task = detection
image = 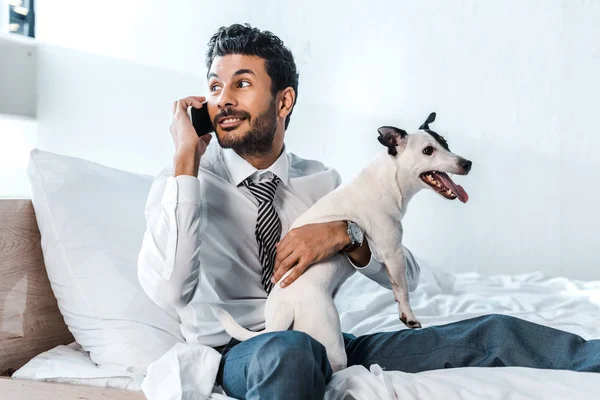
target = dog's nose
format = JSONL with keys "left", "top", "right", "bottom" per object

{"left": 460, "top": 159, "right": 472, "bottom": 173}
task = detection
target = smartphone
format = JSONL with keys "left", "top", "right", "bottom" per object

{"left": 188, "top": 103, "right": 214, "bottom": 136}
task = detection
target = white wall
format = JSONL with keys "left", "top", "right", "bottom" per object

{"left": 1, "top": 0, "right": 599, "bottom": 279}
{"left": 0, "top": 115, "right": 36, "bottom": 197}
{"left": 34, "top": 44, "right": 202, "bottom": 175}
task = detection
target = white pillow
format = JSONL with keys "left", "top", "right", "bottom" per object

{"left": 26, "top": 149, "right": 184, "bottom": 373}
{"left": 12, "top": 342, "right": 142, "bottom": 391}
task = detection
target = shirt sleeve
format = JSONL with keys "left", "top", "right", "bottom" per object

{"left": 346, "top": 244, "right": 420, "bottom": 292}
{"left": 137, "top": 167, "right": 207, "bottom": 309}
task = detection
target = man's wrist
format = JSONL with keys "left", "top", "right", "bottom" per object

{"left": 347, "top": 241, "right": 371, "bottom": 267}
{"left": 334, "top": 220, "right": 370, "bottom": 266}
{"left": 331, "top": 220, "right": 352, "bottom": 253}
{"left": 174, "top": 145, "right": 200, "bottom": 177}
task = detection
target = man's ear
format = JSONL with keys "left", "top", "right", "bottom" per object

{"left": 377, "top": 126, "right": 407, "bottom": 156}
{"left": 278, "top": 87, "right": 296, "bottom": 119}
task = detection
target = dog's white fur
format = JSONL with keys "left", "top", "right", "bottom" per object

{"left": 213, "top": 122, "right": 471, "bottom": 372}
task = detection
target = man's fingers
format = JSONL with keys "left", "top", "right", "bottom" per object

{"left": 275, "top": 237, "right": 292, "bottom": 260}
{"left": 275, "top": 242, "right": 294, "bottom": 268}
{"left": 190, "top": 99, "right": 204, "bottom": 109}
{"left": 186, "top": 96, "right": 206, "bottom": 105}
{"left": 280, "top": 262, "right": 307, "bottom": 288}
{"left": 176, "top": 96, "right": 207, "bottom": 113}
{"left": 273, "top": 252, "right": 298, "bottom": 283}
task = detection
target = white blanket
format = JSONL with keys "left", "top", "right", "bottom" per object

{"left": 14, "top": 263, "right": 600, "bottom": 399}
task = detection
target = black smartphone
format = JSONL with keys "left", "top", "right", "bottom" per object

{"left": 188, "top": 104, "right": 214, "bottom": 136}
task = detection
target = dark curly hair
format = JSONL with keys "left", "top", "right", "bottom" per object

{"left": 206, "top": 23, "right": 299, "bottom": 130}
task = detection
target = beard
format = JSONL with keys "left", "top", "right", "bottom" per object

{"left": 215, "top": 99, "right": 278, "bottom": 158}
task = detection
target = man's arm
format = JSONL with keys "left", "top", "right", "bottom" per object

{"left": 137, "top": 96, "right": 212, "bottom": 309}
{"left": 272, "top": 219, "right": 420, "bottom": 291}
{"left": 137, "top": 168, "right": 206, "bottom": 308}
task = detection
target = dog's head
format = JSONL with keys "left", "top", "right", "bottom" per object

{"left": 377, "top": 112, "right": 472, "bottom": 203}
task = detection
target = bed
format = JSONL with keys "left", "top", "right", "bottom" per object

{"left": 2, "top": 163, "right": 600, "bottom": 399}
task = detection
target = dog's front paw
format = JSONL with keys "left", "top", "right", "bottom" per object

{"left": 400, "top": 313, "right": 422, "bottom": 329}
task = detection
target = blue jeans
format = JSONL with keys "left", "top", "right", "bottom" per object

{"left": 215, "top": 314, "right": 600, "bottom": 400}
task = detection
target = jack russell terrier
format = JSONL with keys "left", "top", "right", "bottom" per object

{"left": 212, "top": 112, "right": 472, "bottom": 372}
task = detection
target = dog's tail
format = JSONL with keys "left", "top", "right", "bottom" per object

{"left": 210, "top": 306, "right": 262, "bottom": 341}
{"left": 210, "top": 303, "right": 295, "bottom": 342}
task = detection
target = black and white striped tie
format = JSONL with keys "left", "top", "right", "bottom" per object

{"left": 241, "top": 176, "right": 282, "bottom": 294}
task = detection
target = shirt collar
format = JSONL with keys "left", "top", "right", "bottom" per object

{"left": 222, "top": 146, "right": 289, "bottom": 187}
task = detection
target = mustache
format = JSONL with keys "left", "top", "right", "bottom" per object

{"left": 214, "top": 108, "right": 251, "bottom": 125}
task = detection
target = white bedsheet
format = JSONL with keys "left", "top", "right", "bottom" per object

{"left": 14, "top": 262, "right": 600, "bottom": 399}
{"left": 337, "top": 263, "right": 600, "bottom": 339}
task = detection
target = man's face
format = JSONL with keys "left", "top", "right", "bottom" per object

{"left": 207, "top": 54, "right": 279, "bottom": 157}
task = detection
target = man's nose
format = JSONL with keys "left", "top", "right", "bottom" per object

{"left": 217, "top": 86, "right": 238, "bottom": 109}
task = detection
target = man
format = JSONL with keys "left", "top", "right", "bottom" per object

{"left": 138, "top": 23, "right": 599, "bottom": 400}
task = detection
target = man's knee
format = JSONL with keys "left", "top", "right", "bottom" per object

{"left": 249, "top": 331, "right": 332, "bottom": 379}
{"left": 253, "top": 331, "right": 328, "bottom": 362}
{"left": 472, "top": 314, "right": 520, "bottom": 338}
{"left": 481, "top": 314, "right": 514, "bottom": 325}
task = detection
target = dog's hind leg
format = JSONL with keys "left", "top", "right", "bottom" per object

{"left": 320, "top": 331, "right": 347, "bottom": 373}
{"left": 264, "top": 300, "right": 295, "bottom": 331}
{"left": 382, "top": 247, "right": 422, "bottom": 329}
{"left": 298, "top": 300, "right": 347, "bottom": 372}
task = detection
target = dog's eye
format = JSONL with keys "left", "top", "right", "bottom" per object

{"left": 423, "top": 146, "right": 435, "bottom": 156}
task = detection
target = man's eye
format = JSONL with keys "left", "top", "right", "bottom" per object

{"left": 238, "top": 81, "right": 250, "bottom": 88}
{"left": 210, "top": 84, "right": 221, "bottom": 92}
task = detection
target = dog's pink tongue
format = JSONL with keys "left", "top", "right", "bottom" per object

{"left": 454, "top": 184, "right": 469, "bottom": 203}
{"left": 437, "top": 173, "right": 469, "bottom": 203}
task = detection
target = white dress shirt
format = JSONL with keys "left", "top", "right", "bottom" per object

{"left": 137, "top": 141, "right": 420, "bottom": 347}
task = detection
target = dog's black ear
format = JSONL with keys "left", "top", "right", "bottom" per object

{"left": 419, "top": 112, "right": 436, "bottom": 130}
{"left": 377, "top": 126, "right": 407, "bottom": 156}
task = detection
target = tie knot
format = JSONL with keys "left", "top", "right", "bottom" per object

{"left": 242, "top": 176, "right": 281, "bottom": 203}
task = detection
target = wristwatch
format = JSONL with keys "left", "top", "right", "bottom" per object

{"left": 339, "top": 220, "right": 364, "bottom": 254}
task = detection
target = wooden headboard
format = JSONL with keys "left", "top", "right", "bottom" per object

{"left": 0, "top": 199, "right": 74, "bottom": 375}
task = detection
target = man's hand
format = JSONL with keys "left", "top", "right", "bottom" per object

{"left": 170, "top": 96, "right": 212, "bottom": 177}
{"left": 273, "top": 221, "right": 350, "bottom": 288}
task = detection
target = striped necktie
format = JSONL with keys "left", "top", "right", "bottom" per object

{"left": 241, "top": 176, "right": 282, "bottom": 294}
